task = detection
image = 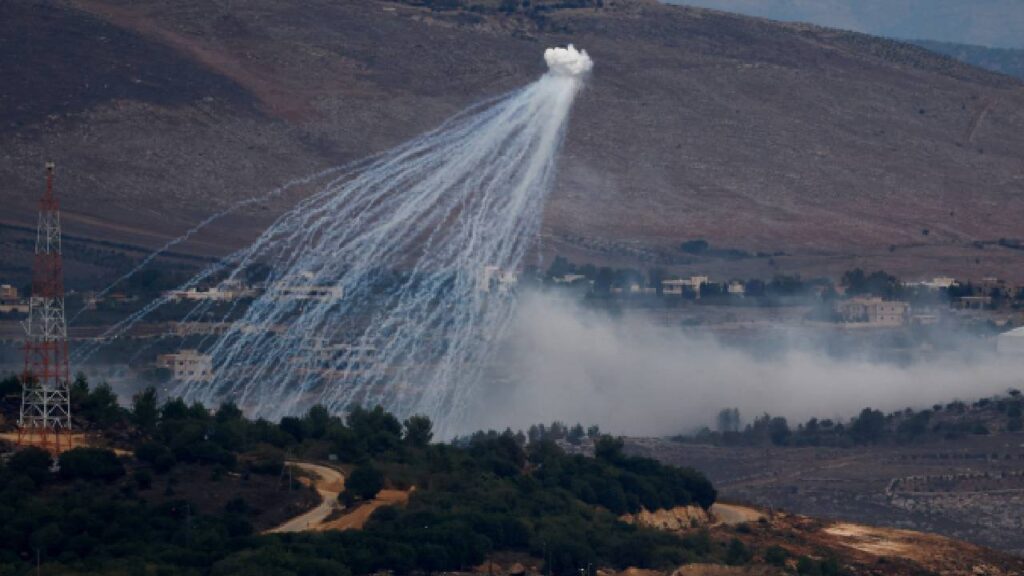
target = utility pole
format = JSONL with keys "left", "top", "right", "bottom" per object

{"left": 19, "top": 162, "right": 71, "bottom": 452}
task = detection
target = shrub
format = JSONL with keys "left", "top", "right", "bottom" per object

{"left": 246, "top": 445, "right": 285, "bottom": 475}
{"left": 58, "top": 448, "right": 125, "bottom": 482}
{"left": 764, "top": 544, "right": 789, "bottom": 566}
{"left": 134, "top": 469, "right": 153, "bottom": 490}
{"left": 797, "top": 556, "right": 821, "bottom": 575}
{"left": 680, "top": 239, "right": 709, "bottom": 254}
{"left": 136, "top": 441, "right": 176, "bottom": 473}
{"left": 8, "top": 446, "right": 52, "bottom": 485}
{"left": 725, "top": 538, "right": 752, "bottom": 565}
{"left": 346, "top": 464, "right": 384, "bottom": 500}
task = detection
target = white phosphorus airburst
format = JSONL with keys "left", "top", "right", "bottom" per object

{"left": 76, "top": 47, "right": 591, "bottom": 437}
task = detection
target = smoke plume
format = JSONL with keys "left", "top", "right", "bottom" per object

{"left": 467, "top": 293, "right": 1023, "bottom": 437}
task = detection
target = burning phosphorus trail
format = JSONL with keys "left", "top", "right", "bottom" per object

{"left": 83, "top": 46, "right": 592, "bottom": 437}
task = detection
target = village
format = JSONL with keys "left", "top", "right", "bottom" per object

{"left": 2, "top": 258, "right": 1024, "bottom": 395}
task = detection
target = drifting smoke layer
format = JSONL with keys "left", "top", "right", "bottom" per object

{"left": 472, "top": 293, "right": 1024, "bottom": 437}
{"left": 78, "top": 47, "right": 591, "bottom": 436}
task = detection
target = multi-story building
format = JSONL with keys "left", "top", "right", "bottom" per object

{"left": 164, "top": 279, "right": 255, "bottom": 302}
{"left": 156, "top": 350, "right": 214, "bottom": 382}
{"left": 0, "top": 284, "right": 28, "bottom": 314}
{"left": 273, "top": 272, "right": 344, "bottom": 301}
{"left": 662, "top": 276, "right": 709, "bottom": 297}
{"left": 478, "top": 266, "right": 518, "bottom": 294}
{"left": 836, "top": 297, "right": 909, "bottom": 326}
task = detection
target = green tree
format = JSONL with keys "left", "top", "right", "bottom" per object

{"left": 59, "top": 448, "right": 125, "bottom": 482}
{"left": 80, "top": 382, "right": 126, "bottom": 427}
{"left": 403, "top": 414, "right": 433, "bottom": 447}
{"left": 594, "top": 435, "right": 624, "bottom": 462}
{"left": 764, "top": 545, "right": 789, "bottom": 566}
{"left": 768, "top": 417, "right": 791, "bottom": 446}
{"left": 279, "top": 416, "right": 306, "bottom": 442}
{"left": 304, "top": 405, "right": 331, "bottom": 439}
{"left": 346, "top": 464, "right": 384, "bottom": 501}
{"left": 0, "top": 373, "right": 21, "bottom": 397}
{"left": 216, "top": 402, "right": 244, "bottom": 422}
{"left": 850, "top": 408, "right": 887, "bottom": 444}
{"left": 8, "top": 446, "right": 52, "bottom": 485}
{"left": 725, "top": 538, "right": 752, "bottom": 565}
{"left": 132, "top": 387, "right": 159, "bottom": 435}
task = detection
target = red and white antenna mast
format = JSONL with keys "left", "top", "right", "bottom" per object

{"left": 18, "top": 161, "right": 72, "bottom": 451}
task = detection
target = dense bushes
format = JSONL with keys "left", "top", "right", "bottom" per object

{"left": 529, "top": 436, "right": 716, "bottom": 513}
{"left": 0, "top": 376, "right": 720, "bottom": 575}
{"left": 685, "top": 394, "right": 1023, "bottom": 448}
{"left": 57, "top": 448, "right": 124, "bottom": 482}
{"left": 346, "top": 464, "right": 384, "bottom": 500}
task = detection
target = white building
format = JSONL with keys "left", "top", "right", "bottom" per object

{"left": 662, "top": 276, "right": 709, "bottom": 297}
{"left": 553, "top": 273, "right": 588, "bottom": 285}
{"left": 836, "top": 297, "right": 909, "bottom": 326}
{"left": 156, "top": 350, "right": 214, "bottom": 382}
{"left": 165, "top": 279, "right": 255, "bottom": 302}
{"left": 611, "top": 283, "right": 645, "bottom": 295}
{"left": 298, "top": 340, "right": 378, "bottom": 378}
{"left": 0, "top": 284, "right": 28, "bottom": 314}
{"left": 273, "top": 271, "right": 344, "bottom": 301}
{"left": 905, "top": 277, "right": 958, "bottom": 291}
{"left": 997, "top": 327, "right": 1024, "bottom": 355}
{"left": 478, "top": 266, "right": 518, "bottom": 294}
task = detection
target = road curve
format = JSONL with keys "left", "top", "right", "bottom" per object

{"left": 264, "top": 461, "right": 345, "bottom": 534}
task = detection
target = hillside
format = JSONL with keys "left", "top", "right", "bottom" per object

{"left": 2, "top": 0, "right": 1024, "bottom": 286}
{"left": 912, "top": 40, "right": 1024, "bottom": 81}
{"left": 2, "top": 375, "right": 1022, "bottom": 575}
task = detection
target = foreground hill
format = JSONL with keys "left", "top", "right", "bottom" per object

{"left": 2, "top": 375, "right": 1021, "bottom": 575}
{"left": 2, "top": 0, "right": 1024, "bottom": 286}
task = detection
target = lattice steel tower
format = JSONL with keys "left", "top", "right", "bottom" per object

{"left": 19, "top": 161, "right": 71, "bottom": 450}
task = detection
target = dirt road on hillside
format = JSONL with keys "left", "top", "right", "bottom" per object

{"left": 265, "top": 462, "right": 345, "bottom": 534}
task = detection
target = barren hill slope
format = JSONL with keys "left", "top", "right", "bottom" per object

{"left": 2, "top": 0, "right": 1023, "bottom": 285}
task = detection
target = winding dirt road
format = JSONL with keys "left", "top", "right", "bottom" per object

{"left": 265, "top": 462, "right": 345, "bottom": 534}
{"left": 264, "top": 461, "right": 412, "bottom": 534}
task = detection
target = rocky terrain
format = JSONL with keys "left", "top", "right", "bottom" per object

{"left": 2, "top": 0, "right": 1024, "bottom": 287}
{"left": 632, "top": 431, "right": 1024, "bottom": 556}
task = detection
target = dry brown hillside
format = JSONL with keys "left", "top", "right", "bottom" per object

{"left": 2, "top": 0, "right": 1023, "bottom": 285}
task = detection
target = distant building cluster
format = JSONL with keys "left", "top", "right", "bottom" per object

{"left": 297, "top": 339, "right": 379, "bottom": 378}
{"left": 662, "top": 276, "right": 709, "bottom": 297}
{"left": 0, "top": 284, "right": 29, "bottom": 314}
{"left": 836, "top": 297, "right": 910, "bottom": 326}
{"left": 156, "top": 349, "right": 214, "bottom": 382}
{"left": 478, "top": 266, "right": 518, "bottom": 295}
{"left": 271, "top": 272, "right": 344, "bottom": 302}
{"left": 164, "top": 279, "right": 256, "bottom": 302}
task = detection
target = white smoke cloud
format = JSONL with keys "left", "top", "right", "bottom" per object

{"left": 468, "top": 293, "right": 1024, "bottom": 437}
{"left": 544, "top": 44, "right": 594, "bottom": 77}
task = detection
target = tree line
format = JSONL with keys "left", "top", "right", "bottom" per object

{"left": 683, "top": 391, "right": 1023, "bottom": 448}
{"left": 0, "top": 375, "right": 723, "bottom": 576}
